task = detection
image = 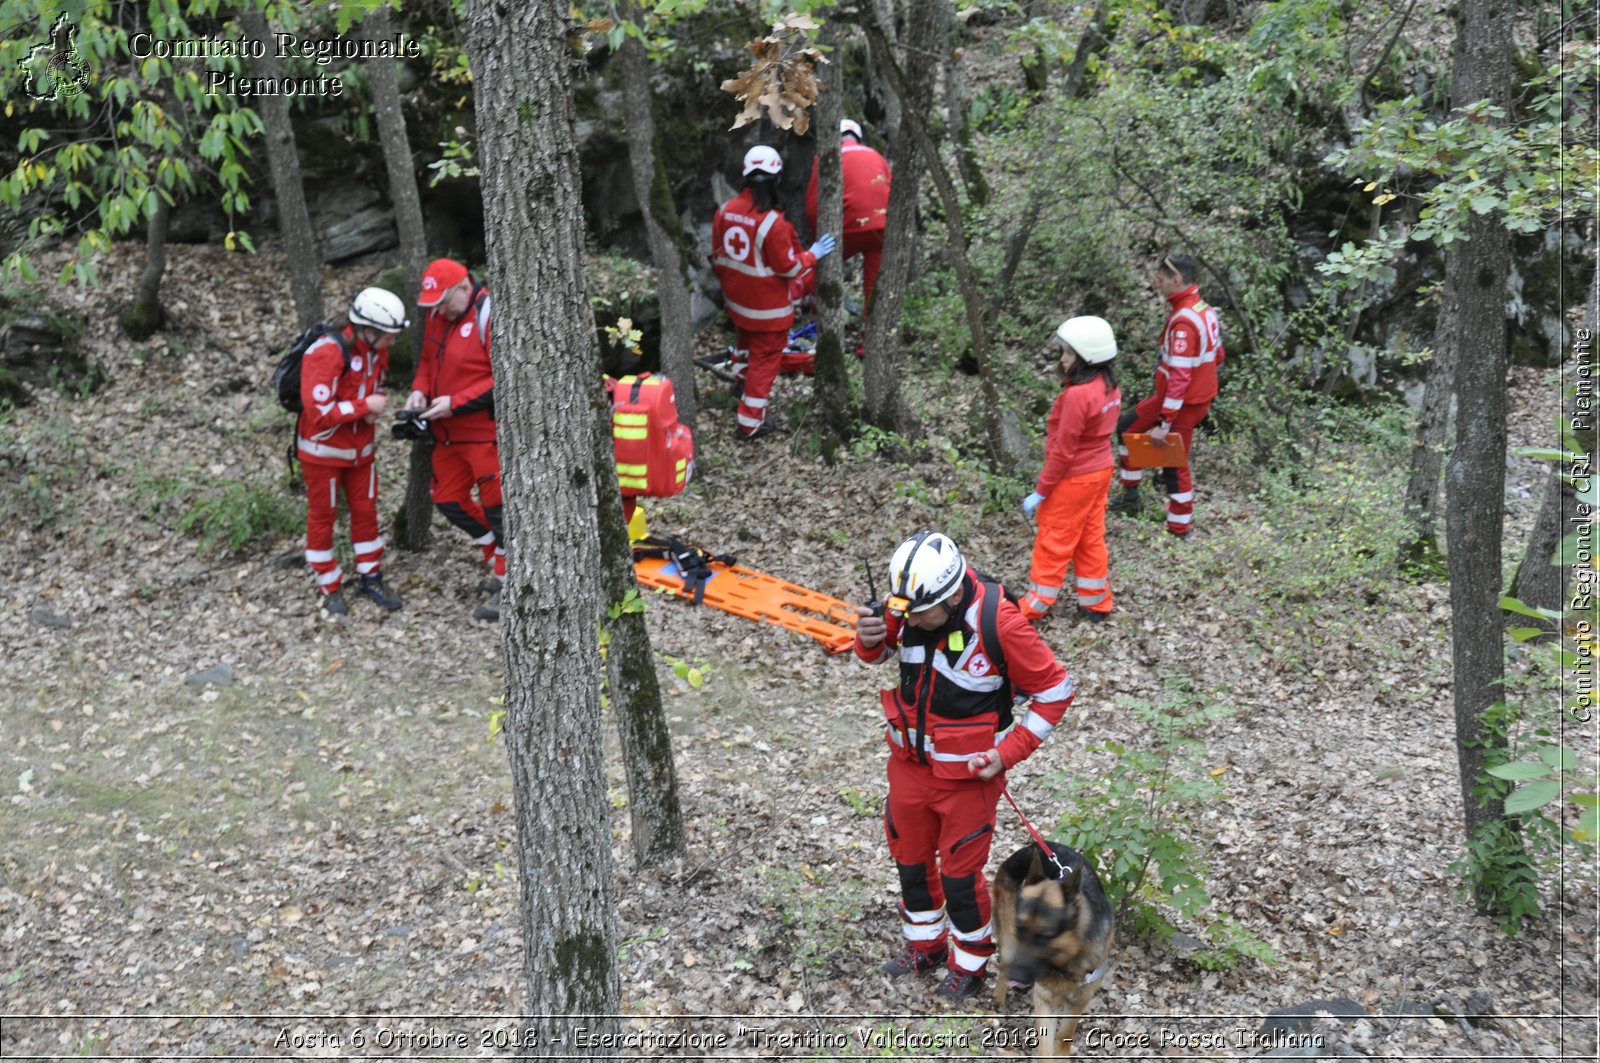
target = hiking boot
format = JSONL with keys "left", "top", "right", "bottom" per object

{"left": 1107, "top": 487, "right": 1143, "bottom": 514}
{"left": 1076, "top": 606, "right": 1111, "bottom": 624}
{"left": 473, "top": 586, "right": 501, "bottom": 622}
{"left": 320, "top": 590, "right": 348, "bottom": 616}
{"left": 358, "top": 575, "right": 403, "bottom": 611}
{"left": 934, "top": 968, "right": 985, "bottom": 1001}
{"left": 882, "top": 944, "right": 945, "bottom": 977}
{"left": 733, "top": 422, "right": 782, "bottom": 443}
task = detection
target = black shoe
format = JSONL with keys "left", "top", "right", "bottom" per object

{"left": 1076, "top": 606, "right": 1111, "bottom": 624}
{"left": 733, "top": 422, "right": 782, "bottom": 443}
{"left": 320, "top": 590, "right": 348, "bottom": 616}
{"left": 882, "top": 945, "right": 945, "bottom": 977}
{"left": 1107, "top": 487, "right": 1143, "bottom": 514}
{"left": 358, "top": 575, "right": 403, "bottom": 611}
{"left": 934, "top": 968, "right": 985, "bottom": 1001}
{"left": 476, "top": 576, "right": 502, "bottom": 595}
{"left": 473, "top": 587, "right": 501, "bottom": 622}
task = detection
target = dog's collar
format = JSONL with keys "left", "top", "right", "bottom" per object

{"left": 1082, "top": 959, "right": 1110, "bottom": 986}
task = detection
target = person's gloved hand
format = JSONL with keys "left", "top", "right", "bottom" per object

{"left": 809, "top": 233, "right": 837, "bottom": 260}
{"left": 1022, "top": 491, "right": 1046, "bottom": 518}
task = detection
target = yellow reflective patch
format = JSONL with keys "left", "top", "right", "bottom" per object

{"left": 615, "top": 463, "right": 648, "bottom": 475}
{"left": 614, "top": 412, "right": 649, "bottom": 426}
{"left": 613, "top": 428, "right": 648, "bottom": 440}
{"left": 948, "top": 631, "right": 965, "bottom": 652}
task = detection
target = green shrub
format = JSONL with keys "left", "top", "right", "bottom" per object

{"left": 178, "top": 480, "right": 301, "bottom": 556}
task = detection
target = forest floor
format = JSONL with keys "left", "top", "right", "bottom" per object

{"left": 1, "top": 245, "right": 1594, "bottom": 1060}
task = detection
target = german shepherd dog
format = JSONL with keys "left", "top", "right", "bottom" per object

{"left": 992, "top": 841, "right": 1115, "bottom": 1059}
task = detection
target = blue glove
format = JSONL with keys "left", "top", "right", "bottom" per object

{"left": 1022, "top": 491, "right": 1046, "bottom": 518}
{"left": 809, "top": 233, "right": 837, "bottom": 260}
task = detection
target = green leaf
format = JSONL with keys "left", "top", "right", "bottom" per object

{"left": 686, "top": 667, "right": 703, "bottom": 689}
{"left": 1512, "top": 446, "right": 1578, "bottom": 463}
{"left": 1575, "top": 804, "right": 1600, "bottom": 843}
{"left": 1538, "top": 745, "right": 1578, "bottom": 771}
{"left": 1486, "top": 762, "right": 1551, "bottom": 781}
{"left": 1498, "top": 594, "right": 1562, "bottom": 621}
{"left": 1504, "top": 779, "right": 1561, "bottom": 814}
{"left": 1508, "top": 626, "right": 1545, "bottom": 643}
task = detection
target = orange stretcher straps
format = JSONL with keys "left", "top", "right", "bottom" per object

{"left": 1122, "top": 431, "right": 1189, "bottom": 469}
{"left": 634, "top": 555, "right": 859, "bottom": 654}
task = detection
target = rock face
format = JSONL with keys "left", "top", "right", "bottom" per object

{"left": 1, "top": 311, "right": 103, "bottom": 403}
{"left": 312, "top": 182, "right": 398, "bottom": 264}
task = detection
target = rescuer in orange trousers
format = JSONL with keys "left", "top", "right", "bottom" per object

{"left": 1019, "top": 316, "right": 1122, "bottom": 622}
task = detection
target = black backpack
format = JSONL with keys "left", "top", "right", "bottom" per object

{"left": 272, "top": 322, "right": 351, "bottom": 414}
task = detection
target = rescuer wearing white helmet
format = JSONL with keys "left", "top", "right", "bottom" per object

{"left": 297, "top": 288, "right": 409, "bottom": 616}
{"left": 1017, "top": 316, "right": 1123, "bottom": 622}
{"left": 853, "top": 531, "right": 1078, "bottom": 1001}
{"left": 710, "top": 145, "right": 836, "bottom": 440}
{"left": 1110, "top": 251, "right": 1225, "bottom": 535}
{"left": 804, "top": 117, "right": 893, "bottom": 320}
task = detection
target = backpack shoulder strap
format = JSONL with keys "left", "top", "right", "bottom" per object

{"left": 979, "top": 581, "right": 1006, "bottom": 677}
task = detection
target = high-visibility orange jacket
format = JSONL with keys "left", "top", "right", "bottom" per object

{"left": 297, "top": 325, "right": 386, "bottom": 468}
{"left": 1154, "top": 284, "right": 1223, "bottom": 415}
{"left": 805, "top": 141, "right": 892, "bottom": 236}
{"left": 711, "top": 189, "right": 815, "bottom": 333}
{"left": 855, "top": 570, "right": 1075, "bottom": 781}
{"left": 1036, "top": 376, "right": 1121, "bottom": 494}
{"left": 414, "top": 285, "right": 496, "bottom": 444}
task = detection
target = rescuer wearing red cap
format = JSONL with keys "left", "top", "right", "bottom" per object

{"left": 404, "top": 258, "right": 505, "bottom": 621}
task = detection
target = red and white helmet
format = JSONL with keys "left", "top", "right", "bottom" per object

{"left": 349, "top": 288, "right": 408, "bottom": 333}
{"left": 742, "top": 145, "right": 783, "bottom": 176}
{"left": 840, "top": 118, "right": 863, "bottom": 140}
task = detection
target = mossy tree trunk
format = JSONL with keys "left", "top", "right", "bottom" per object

{"left": 122, "top": 190, "right": 170, "bottom": 340}
{"left": 240, "top": 7, "right": 322, "bottom": 330}
{"left": 466, "top": 0, "right": 620, "bottom": 1034}
{"left": 809, "top": 17, "right": 852, "bottom": 451}
{"left": 365, "top": 4, "right": 433, "bottom": 550}
{"left": 616, "top": 1, "right": 697, "bottom": 428}
{"left": 1443, "top": 0, "right": 1520, "bottom": 907}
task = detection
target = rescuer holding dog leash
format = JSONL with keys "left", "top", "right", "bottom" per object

{"left": 1019, "top": 316, "right": 1122, "bottom": 622}
{"left": 853, "top": 532, "right": 1077, "bottom": 1001}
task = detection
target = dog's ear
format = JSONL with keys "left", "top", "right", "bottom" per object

{"left": 1025, "top": 846, "right": 1046, "bottom": 884}
{"left": 1063, "top": 859, "right": 1083, "bottom": 896}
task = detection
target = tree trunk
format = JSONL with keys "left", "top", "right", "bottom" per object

{"left": 1400, "top": 301, "right": 1456, "bottom": 568}
{"left": 616, "top": 3, "right": 697, "bottom": 428}
{"left": 122, "top": 191, "right": 170, "bottom": 340}
{"left": 866, "top": 18, "right": 1016, "bottom": 468}
{"left": 860, "top": 4, "right": 935, "bottom": 437}
{"left": 239, "top": 7, "right": 322, "bottom": 330}
{"left": 810, "top": 17, "right": 852, "bottom": 450}
{"left": 365, "top": 5, "right": 433, "bottom": 551}
{"left": 466, "top": 0, "right": 620, "bottom": 1035}
{"left": 1443, "top": 0, "right": 1517, "bottom": 903}
{"left": 1511, "top": 295, "right": 1598, "bottom": 615}
{"left": 865, "top": 0, "right": 901, "bottom": 141}
{"left": 938, "top": 1, "right": 987, "bottom": 207}
{"left": 593, "top": 426, "right": 684, "bottom": 866}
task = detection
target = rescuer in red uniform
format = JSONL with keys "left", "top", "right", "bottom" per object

{"left": 805, "top": 118, "right": 892, "bottom": 316}
{"left": 853, "top": 532, "right": 1077, "bottom": 1001}
{"left": 1111, "top": 252, "right": 1224, "bottom": 536}
{"left": 711, "top": 145, "right": 834, "bottom": 441}
{"left": 405, "top": 258, "right": 504, "bottom": 621}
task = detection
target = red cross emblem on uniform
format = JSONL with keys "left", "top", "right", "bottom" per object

{"left": 722, "top": 227, "right": 751, "bottom": 262}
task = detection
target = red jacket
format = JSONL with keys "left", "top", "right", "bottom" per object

{"left": 1154, "top": 284, "right": 1223, "bottom": 414}
{"left": 855, "top": 570, "right": 1075, "bottom": 780}
{"left": 805, "top": 141, "right": 892, "bottom": 236}
{"left": 711, "top": 189, "right": 815, "bottom": 333}
{"left": 1037, "top": 376, "right": 1121, "bottom": 493}
{"left": 414, "top": 285, "right": 497, "bottom": 444}
{"left": 297, "top": 325, "right": 386, "bottom": 468}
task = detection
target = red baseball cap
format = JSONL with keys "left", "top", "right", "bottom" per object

{"left": 417, "top": 258, "right": 469, "bottom": 306}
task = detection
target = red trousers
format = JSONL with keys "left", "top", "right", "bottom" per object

{"left": 885, "top": 754, "right": 1002, "bottom": 976}
{"left": 431, "top": 441, "right": 506, "bottom": 578}
{"left": 846, "top": 227, "right": 885, "bottom": 317}
{"left": 733, "top": 328, "right": 787, "bottom": 436}
{"left": 303, "top": 460, "right": 383, "bottom": 594}
{"left": 1117, "top": 396, "right": 1211, "bottom": 536}
{"left": 1021, "top": 467, "right": 1114, "bottom": 619}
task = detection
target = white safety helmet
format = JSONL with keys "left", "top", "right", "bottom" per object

{"left": 742, "top": 144, "right": 783, "bottom": 176}
{"left": 840, "top": 118, "right": 863, "bottom": 140}
{"left": 349, "top": 287, "right": 409, "bottom": 333}
{"left": 887, "top": 531, "right": 966, "bottom": 614}
{"left": 1053, "top": 316, "right": 1117, "bottom": 364}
